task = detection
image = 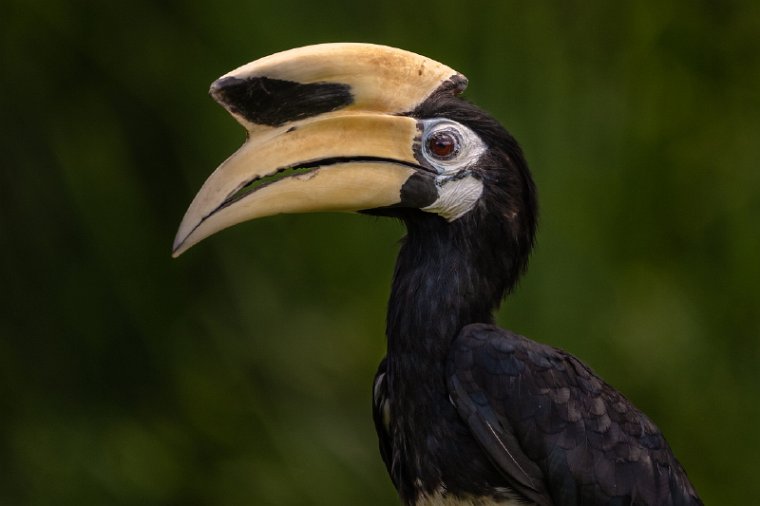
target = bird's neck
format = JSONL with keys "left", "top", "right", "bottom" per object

{"left": 382, "top": 213, "right": 522, "bottom": 498}
{"left": 385, "top": 213, "right": 519, "bottom": 388}
{"left": 386, "top": 214, "right": 517, "bottom": 358}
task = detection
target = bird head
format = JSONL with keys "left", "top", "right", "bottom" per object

{"left": 173, "top": 43, "right": 537, "bottom": 280}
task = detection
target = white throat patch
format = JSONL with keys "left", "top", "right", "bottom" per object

{"left": 422, "top": 175, "right": 483, "bottom": 221}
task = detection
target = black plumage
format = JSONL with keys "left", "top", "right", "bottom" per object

{"left": 448, "top": 325, "right": 701, "bottom": 505}
{"left": 369, "top": 95, "right": 701, "bottom": 505}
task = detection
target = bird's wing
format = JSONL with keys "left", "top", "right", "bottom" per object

{"left": 372, "top": 357, "right": 396, "bottom": 488}
{"left": 446, "top": 323, "right": 702, "bottom": 506}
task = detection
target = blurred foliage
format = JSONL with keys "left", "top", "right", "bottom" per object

{"left": 1, "top": 0, "right": 759, "bottom": 504}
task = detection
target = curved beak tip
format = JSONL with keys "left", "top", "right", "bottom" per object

{"left": 171, "top": 238, "right": 185, "bottom": 258}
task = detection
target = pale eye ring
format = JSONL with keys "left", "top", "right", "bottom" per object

{"left": 425, "top": 129, "right": 461, "bottom": 160}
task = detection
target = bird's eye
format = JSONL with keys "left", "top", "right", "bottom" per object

{"left": 425, "top": 129, "right": 461, "bottom": 160}
{"left": 427, "top": 130, "right": 461, "bottom": 160}
{"left": 419, "top": 119, "right": 484, "bottom": 174}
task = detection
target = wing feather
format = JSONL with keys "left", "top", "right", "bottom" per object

{"left": 446, "top": 323, "right": 702, "bottom": 505}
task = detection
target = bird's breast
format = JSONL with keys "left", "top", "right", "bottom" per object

{"left": 382, "top": 388, "right": 525, "bottom": 505}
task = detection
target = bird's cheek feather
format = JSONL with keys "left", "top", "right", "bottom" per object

{"left": 422, "top": 175, "right": 484, "bottom": 221}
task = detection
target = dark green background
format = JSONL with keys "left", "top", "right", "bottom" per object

{"left": 2, "top": 1, "right": 758, "bottom": 504}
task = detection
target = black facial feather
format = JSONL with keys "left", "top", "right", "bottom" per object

{"left": 410, "top": 94, "right": 538, "bottom": 297}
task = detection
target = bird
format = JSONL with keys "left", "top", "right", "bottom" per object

{"left": 173, "top": 43, "right": 702, "bottom": 506}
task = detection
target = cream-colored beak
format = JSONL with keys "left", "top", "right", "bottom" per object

{"left": 172, "top": 43, "right": 467, "bottom": 257}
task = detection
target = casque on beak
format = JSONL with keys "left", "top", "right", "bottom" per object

{"left": 172, "top": 43, "right": 468, "bottom": 257}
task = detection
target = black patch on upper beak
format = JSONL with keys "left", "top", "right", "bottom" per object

{"left": 210, "top": 76, "right": 354, "bottom": 127}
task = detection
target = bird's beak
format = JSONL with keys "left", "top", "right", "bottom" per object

{"left": 172, "top": 43, "right": 467, "bottom": 257}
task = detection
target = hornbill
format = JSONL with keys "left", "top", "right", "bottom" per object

{"left": 173, "top": 43, "right": 702, "bottom": 505}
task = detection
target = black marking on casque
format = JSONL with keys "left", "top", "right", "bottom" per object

{"left": 399, "top": 73, "right": 469, "bottom": 118}
{"left": 438, "top": 73, "right": 468, "bottom": 97}
{"left": 210, "top": 76, "right": 353, "bottom": 126}
{"left": 418, "top": 73, "right": 469, "bottom": 104}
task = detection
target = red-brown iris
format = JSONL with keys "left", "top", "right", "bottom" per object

{"left": 426, "top": 130, "right": 460, "bottom": 159}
